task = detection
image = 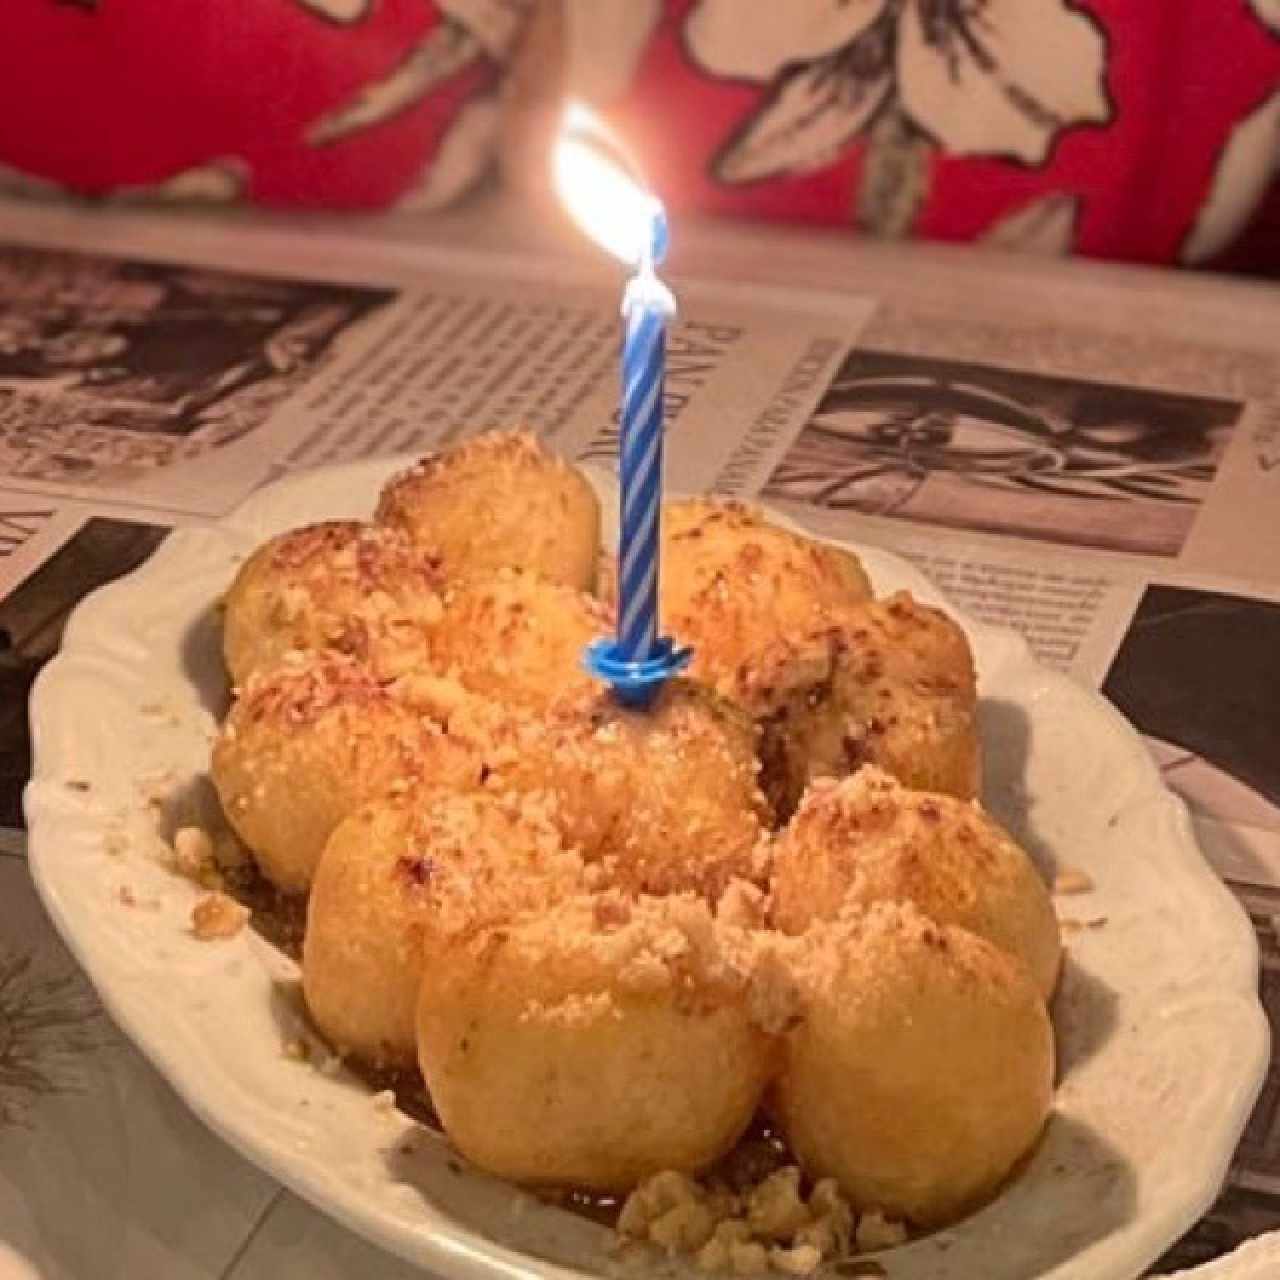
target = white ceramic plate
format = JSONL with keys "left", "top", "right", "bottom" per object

{"left": 26, "top": 459, "right": 1270, "bottom": 1280}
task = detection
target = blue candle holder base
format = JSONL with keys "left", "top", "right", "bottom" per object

{"left": 583, "top": 636, "right": 693, "bottom": 709}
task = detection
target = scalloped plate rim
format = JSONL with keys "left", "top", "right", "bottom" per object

{"left": 24, "top": 455, "right": 1269, "bottom": 1280}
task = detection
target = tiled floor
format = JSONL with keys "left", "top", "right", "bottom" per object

{"left": 1, "top": 856, "right": 281, "bottom": 1280}
{"left": 225, "top": 1193, "right": 424, "bottom": 1280}
{"left": 1, "top": 844, "right": 443, "bottom": 1279}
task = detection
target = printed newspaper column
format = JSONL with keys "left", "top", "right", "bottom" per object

{"left": 286, "top": 278, "right": 867, "bottom": 494}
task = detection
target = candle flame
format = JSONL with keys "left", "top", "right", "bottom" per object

{"left": 554, "top": 102, "right": 666, "bottom": 270}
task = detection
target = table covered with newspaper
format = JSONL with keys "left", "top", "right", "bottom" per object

{"left": 0, "top": 192, "right": 1277, "bottom": 1280}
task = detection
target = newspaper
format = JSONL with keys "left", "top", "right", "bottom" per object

{"left": 0, "top": 202, "right": 1278, "bottom": 1274}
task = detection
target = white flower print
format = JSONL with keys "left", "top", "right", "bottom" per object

{"left": 111, "top": 160, "right": 247, "bottom": 205}
{"left": 687, "top": 0, "right": 1112, "bottom": 185}
{"left": 563, "top": 0, "right": 662, "bottom": 105}
{"left": 1176, "top": 0, "right": 1280, "bottom": 264}
{"left": 396, "top": 94, "right": 500, "bottom": 210}
{"left": 1181, "top": 84, "right": 1280, "bottom": 265}
{"left": 437, "top": 0, "right": 530, "bottom": 61}
{"left": 305, "top": 0, "right": 532, "bottom": 145}
{"left": 0, "top": 159, "right": 246, "bottom": 206}
{"left": 306, "top": 23, "right": 479, "bottom": 145}
{"left": 982, "top": 193, "right": 1080, "bottom": 256}
{"left": 292, "top": 0, "right": 372, "bottom": 24}
{"left": 0, "top": 162, "right": 64, "bottom": 201}
{"left": 1250, "top": 0, "right": 1280, "bottom": 34}
{"left": 897, "top": 1, "right": 1110, "bottom": 162}
{"left": 686, "top": 2, "right": 883, "bottom": 83}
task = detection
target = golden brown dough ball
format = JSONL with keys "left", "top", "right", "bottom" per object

{"left": 739, "top": 592, "right": 980, "bottom": 820}
{"left": 770, "top": 767, "right": 1060, "bottom": 1000}
{"left": 489, "top": 680, "right": 771, "bottom": 901}
{"left": 303, "top": 791, "right": 584, "bottom": 1069}
{"left": 844, "top": 588, "right": 978, "bottom": 702}
{"left": 773, "top": 903, "right": 1053, "bottom": 1227}
{"left": 417, "top": 893, "right": 773, "bottom": 1190}
{"left": 663, "top": 500, "right": 870, "bottom": 597}
{"left": 643, "top": 498, "right": 872, "bottom": 690}
{"left": 211, "top": 654, "right": 484, "bottom": 894}
{"left": 831, "top": 591, "right": 980, "bottom": 798}
{"left": 222, "top": 521, "right": 445, "bottom": 688}
{"left": 376, "top": 430, "right": 600, "bottom": 591}
{"left": 426, "top": 567, "right": 610, "bottom": 713}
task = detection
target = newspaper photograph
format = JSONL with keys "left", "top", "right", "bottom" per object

{"left": 0, "top": 502, "right": 55, "bottom": 559}
{"left": 1104, "top": 584, "right": 1280, "bottom": 852}
{"left": 0, "top": 496, "right": 68, "bottom": 598}
{"left": 0, "top": 239, "right": 864, "bottom": 517}
{"left": 0, "top": 245, "right": 393, "bottom": 509}
{"left": 0, "top": 207, "right": 1279, "bottom": 1274}
{"left": 760, "top": 347, "right": 1241, "bottom": 557}
{"left": 852, "top": 298, "right": 1280, "bottom": 590}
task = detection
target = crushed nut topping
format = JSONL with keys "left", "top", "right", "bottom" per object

{"left": 617, "top": 1165, "right": 893, "bottom": 1274}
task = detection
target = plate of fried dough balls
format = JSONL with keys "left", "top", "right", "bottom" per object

{"left": 27, "top": 430, "right": 1268, "bottom": 1280}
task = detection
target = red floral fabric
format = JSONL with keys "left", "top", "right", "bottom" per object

{"left": 590, "top": 0, "right": 1280, "bottom": 269}
{"left": 2, "top": 1, "right": 1280, "bottom": 271}
{"left": 0, "top": 0, "right": 509, "bottom": 210}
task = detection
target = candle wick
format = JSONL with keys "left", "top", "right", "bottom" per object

{"left": 621, "top": 199, "right": 674, "bottom": 320}
{"left": 622, "top": 261, "right": 676, "bottom": 321}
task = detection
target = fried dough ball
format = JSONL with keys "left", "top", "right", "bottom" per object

{"left": 638, "top": 499, "right": 872, "bottom": 689}
{"left": 426, "top": 567, "right": 609, "bottom": 713}
{"left": 771, "top": 768, "right": 1060, "bottom": 999}
{"left": 489, "top": 680, "right": 771, "bottom": 901}
{"left": 376, "top": 430, "right": 600, "bottom": 591}
{"left": 210, "top": 654, "right": 484, "bottom": 894}
{"left": 773, "top": 902, "right": 1054, "bottom": 1227}
{"left": 740, "top": 592, "right": 980, "bottom": 819}
{"left": 303, "top": 791, "right": 585, "bottom": 1068}
{"left": 221, "top": 521, "right": 446, "bottom": 689}
{"left": 417, "top": 893, "right": 773, "bottom": 1190}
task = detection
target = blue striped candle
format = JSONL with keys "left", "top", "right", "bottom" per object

{"left": 556, "top": 104, "right": 692, "bottom": 707}
{"left": 617, "top": 239, "right": 673, "bottom": 665}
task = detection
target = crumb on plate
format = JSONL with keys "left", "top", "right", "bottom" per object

{"left": 1059, "top": 916, "right": 1107, "bottom": 935}
{"left": 1053, "top": 868, "right": 1094, "bottom": 895}
{"left": 191, "top": 891, "right": 250, "bottom": 939}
